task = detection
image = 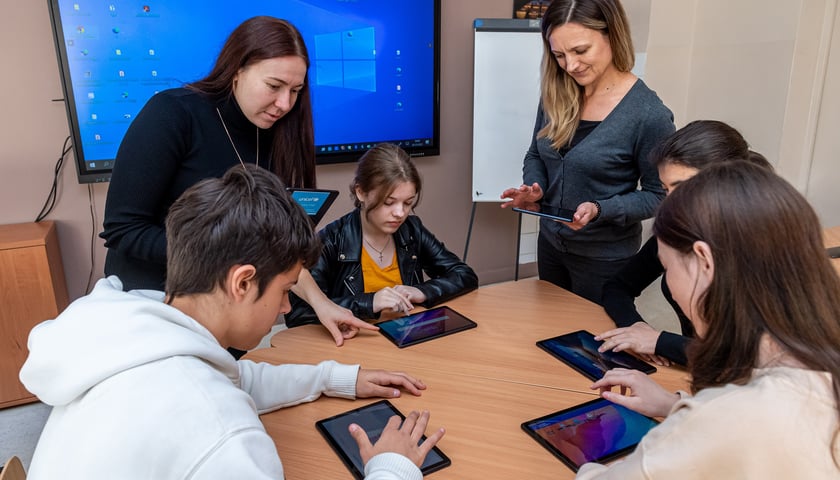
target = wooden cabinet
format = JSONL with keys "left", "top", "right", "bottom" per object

{"left": 0, "top": 221, "right": 68, "bottom": 408}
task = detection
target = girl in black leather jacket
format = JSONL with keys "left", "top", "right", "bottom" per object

{"left": 287, "top": 143, "right": 478, "bottom": 325}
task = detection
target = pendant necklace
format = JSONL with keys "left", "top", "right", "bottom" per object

{"left": 364, "top": 236, "right": 390, "bottom": 263}
{"left": 216, "top": 107, "right": 258, "bottom": 169}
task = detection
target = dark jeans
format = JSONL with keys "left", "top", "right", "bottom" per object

{"left": 537, "top": 233, "right": 629, "bottom": 305}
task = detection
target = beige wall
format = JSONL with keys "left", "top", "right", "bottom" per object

{"left": 3, "top": 1, "right": 838, "bottom": 303}
{"left": 646, "top": 0, "right": 840, "bottom": 226}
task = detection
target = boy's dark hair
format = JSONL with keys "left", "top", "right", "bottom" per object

{"left": 164, "top": 164, "right": 320, "bottom": 300}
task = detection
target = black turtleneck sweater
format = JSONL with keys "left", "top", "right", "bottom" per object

{"left": 101, "top": 88, "right": 274, "bottom": 291}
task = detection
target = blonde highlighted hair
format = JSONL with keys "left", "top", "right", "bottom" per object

{"left": 539, "top": 0, "right": 635, "bottom": 149}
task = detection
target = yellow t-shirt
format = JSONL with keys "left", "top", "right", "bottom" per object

{"left": 361, "top": 246, "right": 402, "bottom": 293}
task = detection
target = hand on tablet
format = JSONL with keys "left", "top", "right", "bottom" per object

{"left": 590, "top": 368, "right": 679, "bottom": 418}
{"left": 392, "top": 285, "right": 426, "bottom": 304}
{"left": 349, "top": 410, "right": 446, "bottom": 468}
{"left": 373, "top": 287, "right": 415, "bottom": 315}
{"left": 356, "top": 369, "right": 427, "bottom": 398}
{"left": 559, "top": 202, "right": 599, "bottom": 231}
{"left": 596, "top": 322, "right": 671, "bottom": 366}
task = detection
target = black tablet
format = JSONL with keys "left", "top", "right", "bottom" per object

{"left": 287, "top": 188, "right": 339, "bottom": 224}
{"left": 522, "top": 397, "right": 659, "bottom": 472}
{"left": 377, "top": 306, "right": 477, "bottom": 348}
{"left": 316, "top": 400, "right": 451, "bottom": 479}
{"left": 513, "top": 207, "right": 575, "bottom": 222}
{"left": 536, "top": 330, "right": 656, "bottom": 381}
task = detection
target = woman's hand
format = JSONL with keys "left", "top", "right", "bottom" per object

{"left": 596, "top": 322, "right": 671, "bottom": 366}
{"left": 312, "top": 300, "right": 379, "bottom": 346}
{"left": 500, "top": 183, "right": 544, "bottom": 209}
{"left": 350, "top": 410, "right": 445, "bottom": 467}
{"left": 294, "top": 269, "right": 378, "bottom": 346}
{"left": 373, "top": 287, "right": 415, "bottom": 315}
{"left": 590, "top": 368, "right": 679, "bottom": 418}
{"left": 356, "top": 369, "right": 427, "bottom": 398}
{"left": 559, "top": 201, "right": 599, "bottom": 231}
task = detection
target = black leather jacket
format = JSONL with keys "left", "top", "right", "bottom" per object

{"left": 286, "top": 209, "right": 478, "bottom": 325}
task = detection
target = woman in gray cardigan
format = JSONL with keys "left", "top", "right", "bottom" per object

{"left": 501, "top": 0, "right": 674, "bottom": 304}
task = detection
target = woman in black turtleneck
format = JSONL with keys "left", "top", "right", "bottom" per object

{"left": 101, "top": 16, "right": 373, "bottom": 348}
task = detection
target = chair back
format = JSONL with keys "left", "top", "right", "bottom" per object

{"left": 0, "top": 456, "right": 26, "bottom": 480}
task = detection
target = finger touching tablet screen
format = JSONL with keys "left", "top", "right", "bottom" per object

{"left": 537, "top": 330, "right": 657, "bottom": 381}
{"left": 316, "top": 400, "right": 451, "bottom": 479}
{"left": 377, "top": 306, "right": 477, "bottom": 348}
{"left": 522, "top": 397, "right": 659, "bottom": 472}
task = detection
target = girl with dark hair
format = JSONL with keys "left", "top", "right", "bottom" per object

{"left": 597, "top": 120, "right": 771, "bottom": 366}
{"left": 286, "top": 143, "right": 478, "bottom": 324}
{"left": 101, "top": 16, "right": 371, "bottom": 347}
{"left": 500, "top": 0, "right": 674, "bottom": 305}
{"left": 579, "top": 161, "right": 840, "bottom": 478}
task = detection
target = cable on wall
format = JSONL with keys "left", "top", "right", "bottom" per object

{"left": 34, "top": 136, "right": 72, "bottom": 222}
{"left": 85, "top": 183, "right": 98, "bottom": 294}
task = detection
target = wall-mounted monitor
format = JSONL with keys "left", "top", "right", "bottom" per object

{"left": 47, "top": 0, "right": 441, "bottom": 183}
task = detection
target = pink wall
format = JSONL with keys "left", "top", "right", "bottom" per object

{"left": 0, "top": 1, "right": 523, "bottom": 301}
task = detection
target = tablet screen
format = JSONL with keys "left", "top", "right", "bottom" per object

{"left": 377, "top": 306, "right": 477, "bottom": 348}
{"left": 536, "top": 330, "right": 656, "bottom": 381}
{"left": 522, "top": 397, "right": 658, "bottom": 472}
{"left": 316, "top": 400, "right": 451, "bottom": 479}
{"left": 287, "top": 188, "right": 339, "bottom": 224}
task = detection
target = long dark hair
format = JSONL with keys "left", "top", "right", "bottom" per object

{"left": 653, "top": 162, "right": 840, "bottom": 462}
{"left": 189, "top": 16, "right": 316, "bottom": 188}
{"left": 650, "top": 120, "right": 770, "bottom": 170}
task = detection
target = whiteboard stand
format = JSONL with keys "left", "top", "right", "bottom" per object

{"left": 463, "top": 202, "right": 477, "bottom": 261}
{"left": 470, "top": 18, "right": 542, "bottom": 281}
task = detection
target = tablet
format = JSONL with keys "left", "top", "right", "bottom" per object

{"left": 522, "top": 397, "right": 659, "bottom": 472}
{"left": 512, "top": 207, "right": 575, "bottom": 222}
{"left": 377, "top": 306, "right": 477, "bottom": 348}
{"left": 316, "top": 400, "right": 451, "bottom": 479}
{"left": 536, "top": 330, "right": 657, "bottom": 381}
{"left": 287, "top": 188, "right": 339, "bottom": 224}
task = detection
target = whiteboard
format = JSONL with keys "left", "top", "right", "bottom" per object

{"left": 471, "top": 19, "right": 543, "bottom": 202}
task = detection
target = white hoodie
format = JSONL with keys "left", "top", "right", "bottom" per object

{"left": 20, "top": 277, "right": 421, "bottom": 480}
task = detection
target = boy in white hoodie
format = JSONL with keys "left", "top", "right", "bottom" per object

{"left": 20, "top": 164, "right": 445, "bottom": 480}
